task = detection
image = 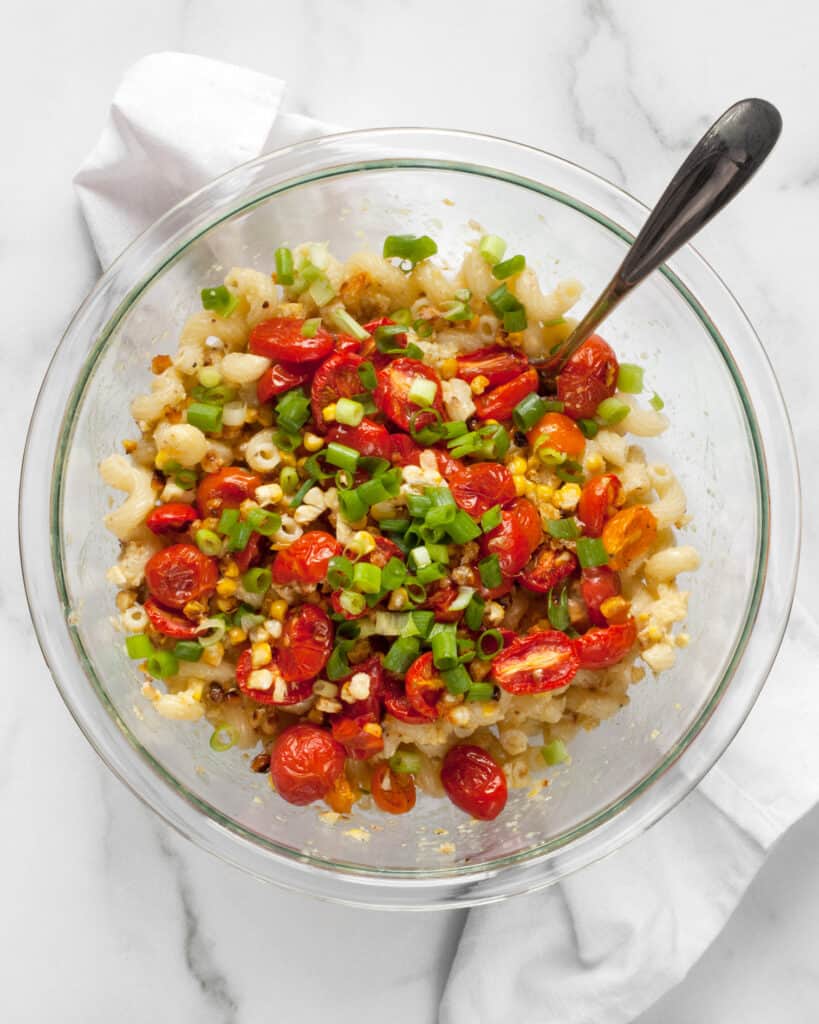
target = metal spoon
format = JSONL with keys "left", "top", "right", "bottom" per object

{"left": 540, "top": 98, "right": 782, "bottom": 375}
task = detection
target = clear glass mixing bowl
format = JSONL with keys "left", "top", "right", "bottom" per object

{"left": 20, "top": 129, "right": 800, "bottom": 908}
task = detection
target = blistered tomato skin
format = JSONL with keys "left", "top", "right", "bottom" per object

{"left": 556, "top": 335, "right": 618, "bottom": 419}
{"left": 383, "top": 673, "right": 430, "bottom": 724}
{"left": 331, "top": 717, "right": 384, "bottom": 760}
{"left": 277, "top": 605, "right": 334, "bottom": 683}
{"left": 481, "top": 498, "right": 542, "bottom": 577}
{"left": 405, "top": 651, "right": 446, "bottom": 720}
{"left": 576, "top": 619, "right": 638, "bottom": 669}
{"left": 311, "top": 352, "right": 365, "bottom": 429}
{"left": 450, "top": 463, "right": 516, "bottom": 518}
{"left": 474, "top": 367, "right": 539, "bottom": 421}
{"left": 196, "top": 466, "right": 263, "bottom": 517}
{"left": 144, "top": 597, "right": 201, "bottom": 639}
{"left": 578, "top": 474, "right": 624, "bottom": 537}
{"left": 455, "top": 346, "right": 529, "bottom": 387}
{"left": 270, "top": 724, "right": 346, "bottom": 806}
{"left": 328, "top": 418, "right": 393, "bottom": 460}
{"left": 374, "top": 358, "right": 445, "bottom": 431}
{"left": 257, "top": 361, "right": 314, "bottom": 402}
{"left": 271, "top": 530, "right": 342, "bottom": 585}
{"left": 527, "top": 412, "right": 586, "bottom": 461}
{"left": 581, "top": 566, "right": 621, "bottom": 627}
{"left": 441, "top": 745, "right": 508, "bottom": 820}
{"left": 145, "top": 543, "right": 218, "bottom": 610}
{"left": 601, "top": 505, "right": 658, "bottom": 570}
{"left": 371, "top": 762, "right": 417, "bottom": 814}
{"left": 249, "top": 317, "right": 335, "bottom": 363}
{"left": 519, "top": 546, "right": 578, "bottom": 594}
{"left": 145, "top": 503, "right": 198, "bottom": 535}
{"left": 491, "top": 630, "right": 579, "bottom": 694}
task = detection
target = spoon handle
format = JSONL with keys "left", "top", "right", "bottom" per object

{"left": 544, "top": 98, "right": 782, "bottom": 373}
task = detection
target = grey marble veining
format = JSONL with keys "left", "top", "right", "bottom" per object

{"left": 4, "top": 1, "right": 817, "bottom": 1021}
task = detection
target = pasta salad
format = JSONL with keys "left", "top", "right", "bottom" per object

{"left": 101, "top": 232, "right": 698, "bottom": 821}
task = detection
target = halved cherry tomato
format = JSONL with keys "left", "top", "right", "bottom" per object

{"left": 388, "top": 434, "right": 461, "bottom": 477}
{"left": 374, "top": 358, "right": 445, "bottom": 432}
{"left": 576, "top": 619, "right": 637, "bottom": 669}
{"left": 404, "top": 652, "right": 446, "bottom": 720}
{"left": 455, "top": 346, "right": 529, "bottom": 387}
{"left": 311, "top": 352, "right": 365, "bottom": 429}
{"left": 328, "top": 418, "right": 393, "bottom": 460}
{"left": 235, "top": 648, "right": 313, "bottom": 706}
{"left": 581, "top": 566, "right": 621, "bottom": 627}
{"left": 441, "top": 745, "right": 507, "bottom": 820}
{"left": 331, "top": 717, "right": 384, "bottom": 760}
{"left": 332, "top": 656, "right": 383, "bottom": 724}
{"left": 450, "top": 463, "right": 516, "bottom": 518}
{"left": 371, "top": 762, "right": 417, "bottom": 815}
{"left": 257, "top": 361, "right": 315, "bottom": 402}
{"left": 271, "top": 530, "right": 342, "bottom": 585}
{"left": 145, "top": 543, "right": 218, "bottom": 610}
{"left": 277, "top": 605, "right": 333, "bottom": 683}
{"left": 481, "top": 497, "right": 542, "bottom": 577}
{"left": 474, "top": 367, "right": 538, "bottom": 421}
{"left": 519, "top": 546, "right": 578, "bottom": 594}
{"left": 491, "top": 630, "right": 579, "bottom": 694}
{"left": 196, "top": 466, "right": 262, "bottom": 517}
{"left": 601, "top": 505, "right": 658, "bottom": 570}
{"left": 249, "top": 317, "right": 334, "bottom": 364}
{"left": 527, "top": 412, "right": 586, "bottom": 461}
{"left": 578, "top": 474, "right": 624, "bottom": 536}
{"left": 427, "top": 582, "right": 466, "bottom": 623}
{"left": 556, "top": 335, "right": 618, "bottom": 419}
{"left": 270, "top": 724, "right": 346, "bottom": 806}
{"left": 145, "top": 503, "right": 198, "bottom": 535}
{"left": 366, "top": 535, "right": 404, "bottom": 569}
{"left": 234, "top": 531, "right": 263, "bottom": 573}
{"left": 383, "top": 673, "right": 430, "bottom": 724}
{"left": 144, "top": 597, "right": 201, "bottom": 640}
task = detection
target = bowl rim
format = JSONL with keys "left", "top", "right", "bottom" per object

{"left": 20, "top": 127, "right": 801, "bottom": 908}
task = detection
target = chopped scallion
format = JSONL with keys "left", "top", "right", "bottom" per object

{"left": 546, "top": 517, "right": 581, "bottom": 540}
{"left": 596, "top": 397, "right": 630, "bottom": 425}
{"left": 478, "top": 553, "right": 502, "bottom": 589}
{"left": 576, "top": 536, "right": 609, "bottom": 568}
{"left": 383, "top": 636, "right": 420, "bottom": 674}
{"left": 491, "top": 254, "right": 526, "bottom": 280}
{"left": 201, "top": 285, "right": 238, "bottom": 318}
{"left": 125, "top": 634, "right": 153, "bottom": 659}
{"left": 186, "top": 402, "right": 222, "bottom": 433}
{"left": 275, "top": 247, "right": 294, "bottom": 285}
{"left": 478, "top": 234, "right": 507, "bottom": 265}
{"left": 382, "top": 234, "right": 438, "bottom": 268}
{"left": 331, "top": 307, "right": 369, "bottom": 340}
{"left": 541, "top": 739, "right": 570, "bottom": 765}
{"left": 617, "top": 363, "right": 644, "bottom": 394}
{"left": 442, "top": 664, "right": 472, "bottom": 694}
{"left": 242, "top": 567, "right": 272, "bottom": 594}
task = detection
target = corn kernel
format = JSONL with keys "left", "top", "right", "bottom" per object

{"left": 223, "top": 560, "right": 240, "bottom": 579}
{"left": 322, "top": 403, "right": 337, "bottom": 422}
{"left": 439, "top": 357, "right": 458, "bottom": 380}
{"left": 202, "top": 642, "right": 224, "bottom": 667}
{"left": 240, "top": 499, "right": 259, "bottom": 515}
{"left": 251, "top": 641, "right": 272, "bottom": 668}
{"left": 676, "top": 633, "right": 690, "bottom": 648}
{"left": 154, "top": 449, "right": 172, "bottom": 471}
{"left": 349, "top": 530, "right": 375, "bottom": 556}
{"left": 269, "top": 599, "right": 288, "bottom": 622}
{"left": 244, "top": 406, "right": 259, "bottom": 424}
{"left": 216, "top": 578, "right": 237, "bottom": 597}
{"left": 600, "top": 596, "right": 630, "bottom": 624}
{"left": 513, "top": 475, "right": 527, "bottom": 496}
{"left": 122, "top": 439, "right": 137, "bottom": 454}
{"left": 265, "top": 619, "right": 283, "bottom": 640}
{"left": 303, "top": 432, "right": 324, "bottom": 452}
{"left": 585, "top": 452, "right": 604, "bottom": 474}
{"left": 278, "top": 451, "right": 296, "bottom": 467}
{"left": 388, "top": 587, "right": 408, "bottom": 611}
{"left": 362, "top": 722, "right": 382, "bottom": 738}
{"left": 507, "top": 456, "right": 527, "bottom": 475}
{"left": 536, "top": 484, "right": 554, "bottom": 504}
{"left": 256, "top": 482, "right": 284, "bottom": 505}
{"left": 647, "top": 625, "right": 663, "bottom": 643}
{"left": 227, "top": 626, "right": 246, "bottom": 645}
{"left": 470, "top": 374, "right": 490, "bottom": 395}
{"left": 216, "top": 597, "right": 237, "bottom": 613}
{"left": 554, "top": 483, "right": 581, "bottom": 511}
{"left": 183, "top": 600, "right": 205, "bottom": 618}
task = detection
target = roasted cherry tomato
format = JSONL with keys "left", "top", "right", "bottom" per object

{"left": 405, "top": 652, "right": 446, "bottom": 720}
{"left": 311, "top": 351, "right": 365, "bottom": 429}
{"left": 327, "top": 418, "right": 393, "bottom": 460}
{"left": 331, "top": 717, "right": 384, "bottom": 760}
{"left": 196, "top": 466, "right": 262, "bottom": 517}
{"left": 519, "top": 546, "right": 578, "bottom": 594}
{"left": 271, "top": 530, "right": 342, "bottom": 585}
{"left": 527, "top": 411, "right": 586, "bottom": 462}
{"left": 556, "top": 335, "right": 618, "bottom": 419}
{"left": 383, "top": 673, "right": 430, "bottom": 724}
{"left": 576, "top": 619, "right": 638, "bottom": 669}
{"left": 491, "top": 630, "right": 579, "bottom": 694}
{"left": 366, "top": 535, "right": 404, "bottom": 569}
{"left": 235, "top": 649, "right": 313, "bottom": 706}
{"left": 249, "top": 317, "right": 334, "bottom": 364}
{"left": 332, "top": 656, "right": 383, "bottom": 724}
{"left": 374, "top": 358, "right": 445, "bottom": 432}
{"left": 601, "top": 505, "right": 658, "bottom": 570}
{"left": 270, "top": 724, "right": 346, "bottom": 806}
{"left": 277, "top": 605, "right": 334, "bottom": 683}
{"left": 145, "top": 543, "right": 218, "bottom": 610}
{"left": 233, "top": 531, "right": 263, "bottom": 573}
{"left": 578, "top": 473, "right": 624, "bottom": 536}
{"left": 145, "top": 502, "right": 198, "bottom": 535}
{"left": 144, "top": 597, "right": 201, "bottom": 639}
{"left": 455, "top": 346, "right": 529, "bottom": 388}
{"left": 481, "top": 497, "right": 542, "bottom": 577}
{"left": 324, "top": 774, "right": 356, "bottom": 814}
{"left": 427, "top": 581, "right": 467, "bottom": 623}
{"left": 474, "top": 367, "right": 538, "bottom": 421}
{"left": 257, "top": 361, "right": 315, "bottom": 403}
{"left": 389, "top": 432, "right": 422, "bottom": 466}
{"left": 450, "top": 463, "right": 516, "bottom": 518}
{"left": 359, "top": 317, "right": 406, "bottom": 364}
{"left": 441, "top": 745, "right": 507, "bottom": 820}
{"left": 581, "top": 566, "right": 622, "bottom": 627}
{"left": 371, "top": 762, "right": 417, "bottom": 815}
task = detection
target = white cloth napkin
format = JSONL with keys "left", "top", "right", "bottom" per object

{"left": 74, "top": 52, "right": 815, "bottom": 1024}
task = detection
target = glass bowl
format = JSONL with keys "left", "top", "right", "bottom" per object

{"left": 20, "top": 129, "right": 800, "bottom": 909}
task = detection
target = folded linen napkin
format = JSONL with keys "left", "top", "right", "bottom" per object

{"left": 74, "top": 51, "right": 813, "bottom": 1024}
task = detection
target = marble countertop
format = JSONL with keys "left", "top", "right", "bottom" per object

{"left": 5, "top": 1, "right": 817, "bottom": 1021}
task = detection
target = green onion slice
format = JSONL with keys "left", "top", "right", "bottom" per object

{"left": 576, "top": 536, "right": 609, "bottom": 568}
{"left": 382, "top": 234, "right": 438, "bottom": 269}
{"left": 201, "top": 285, "right": 238, "bottom": 318}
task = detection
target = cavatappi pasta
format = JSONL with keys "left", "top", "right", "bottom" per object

{"left": 102, "top": 231, "right": 696, "bottom": 821}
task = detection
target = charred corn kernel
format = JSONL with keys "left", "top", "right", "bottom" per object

{"left": 202, "top": 642, "right": 224, "bottom": 667}
{"left": 469, "top": 374, "right": 490, "bottom": 395}
{"left": 303, "top": 432, "right": 324, "bottom": 452}
{"left": 600, "top": 596, "right": 630, "bottom": 624}
{"left": 585, "top": 452, "right": 604, "bottom": 474}
{"left": 216, "top": 597, "right": 237, "bottom": 613}
{"left": 269, "top": 599, "right": 288, "bottom": 622}
{"left": 646, "top": 625, "right": 663, "bottom": 643}
{"left": 524, "top": 483, "right": 539, "bottom": 503}
{"left": 251, "top": 641, "right": 273, "bottom": 667}
{"left": 322, "top": 403, "right": 337, "bottom": 422}
{"left": 349, "top": 531, "right": 375, "bottom": 556}
{"left": 439, "top": 357, "right": 458, "bottom": 379}
{"left": 362, "top": 722, "right": 382, "bottom": 738}
{"left": 313, "top": 680, "right": 339, "bottom": 698}
{"left": 513, "top": 475, "right": 527, "bottom": 496}
{"left": 183, "top": 600, "right": 206, "bottom": 618}
{"left": 240, "top": 499, "right": 259, "bottom": 515}
{"left": 264, "top": 619, "right": 283, "bottom": 640}
{"left": 223, "top": 560, "right": 240, "bottom": 578}
{"left": 388, "top": 587, "right": 408, "bottom": 611}
{"left": 508, "top": 456, "right": 527, "bottom": 475}
{"left": 278, "top": 451, "right": 296, "bottom": 467}
{"left": 216, "top": 578, "right": 237, "bottom": 597}
{"left": 554, "top": 483, "right": 582, "bottom": 511}
{"left": 256, "top": 482, "right": 283, "bottom": 505}
{"left": 122, "top": 439, "right": 137, "bottom": 453}
{"left": 536, "top": 484, "right": 554, "bottom": 504}
{"left": 676, "top": 633, "right": 690, "bottom": 648}
{"left": 154, "top": 449, "right": 172, "bottom": 470}
{"left": 227, "top": 626, "right": 247, "bottom": 645}
{"left": 115, "top": 589, "right": 136, "bottom": 612}
{"left": 448, "top": 705, "right": 471, "bottom": 727}
{"left": 316, "top": 696, "right": 343, "bottom": 714}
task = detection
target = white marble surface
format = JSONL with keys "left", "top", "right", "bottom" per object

{"left": 4, "top": 1, "right": 817, "bottom": 1021}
